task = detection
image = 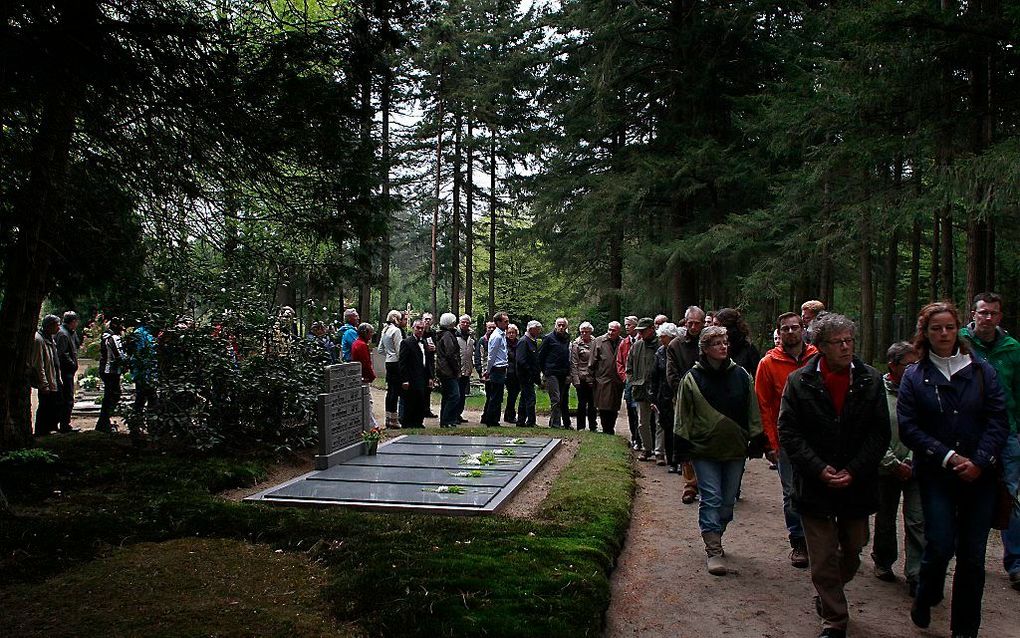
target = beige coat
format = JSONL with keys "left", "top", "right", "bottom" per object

{"left": 570, "top": 336, "right": 595, "bottom": 385}
{"left": 31, "top": 330, "right": 61, "bottom": 393}
{"left": 591, "top": 333, "right": 624, "bottom": 411}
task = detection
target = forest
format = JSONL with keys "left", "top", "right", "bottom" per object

{"left": 3, "top": 0, "right": 1020, "bottom": 448}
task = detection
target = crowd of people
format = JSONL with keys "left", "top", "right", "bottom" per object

{"left": 31, "top": 292, "right": 1020, "bottom": 638}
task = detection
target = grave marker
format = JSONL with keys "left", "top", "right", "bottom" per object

{"left": 315, "top": 363, "right": 370, "bottom": 469}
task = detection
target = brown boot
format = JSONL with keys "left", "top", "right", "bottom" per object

{"left": 703, "top": 532, "right": 727, "bottom": 576}
{"left": 681, "top": 462, "right": 698, "bottom": 504}
{"left": 790, "top": 537, "right": 809, "bottom": 568}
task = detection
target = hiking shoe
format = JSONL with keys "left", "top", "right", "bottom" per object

{"left": 655, "top": 454, "right": 666, "bottom": 466}
{"left": 873, "top": 564, "right": 897, "bottom": 582}
{"left": 681, "top": 489, "right": 697, "bottom": 504}
{"left": 790, "top": 542, "right": 809, "bottom": 568}
{"left": 818, "top": 629, "right": 845, "bottom": 638}
{"left": 707, "top": 554, "right": 727, "bottom": 576}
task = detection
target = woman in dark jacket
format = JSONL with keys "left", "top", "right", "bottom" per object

{"left": 898, "top": 301, "right": 1009, "bottom": 638}
{"left": 714, "top": 308, "right": 761, "bottom": 377}
{"left": 649, "top": 322, "right": 681, "bottom": 472}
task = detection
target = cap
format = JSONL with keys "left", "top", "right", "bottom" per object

{"left": 636, "top": 317, "right": 654, "bottom": 330}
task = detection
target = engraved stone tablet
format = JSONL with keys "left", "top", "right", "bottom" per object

{"left": 315, "top": 362, "right": 368, "bottom": 469}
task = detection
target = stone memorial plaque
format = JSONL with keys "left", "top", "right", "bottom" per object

{"left": 312, "top": 464, "right": 513, "bottom": 488}
{"left": 247, "top": 435, "right": 560, "bottom": 514}
{"left": 266, "top": 480, "right": 499, "bottom": 507}
{"left": 325, "top": 362, "right": 362, "bottom": 392}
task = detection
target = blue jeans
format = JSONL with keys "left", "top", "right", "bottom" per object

{"left": 517, "top": 379, "right": 536, "bottom": 426}
{"left": 692, "top": 459, "right": 746, "bottom": 535}
{"left": 439, "top": 377, "right": 461, "bottom": 426}
{"left": 916, "top": 467, "right": 997, "bottom": 636}
{"left": 482, "top": 367, "right": 506, "bottom": 426}
{"left": 457, "top": 376, "right": 471, "bottom": 418}
{"left": 777, "top": 448, "right": 805, "bottom": 543}
{"left": 624, "top": 382, "right": 639, "bottom": 445}
{"left": 1000, "top": 434, "right": 1020, "bottom": 577}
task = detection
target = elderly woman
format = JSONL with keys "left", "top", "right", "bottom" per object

{"left": 714, "top": 308, "right": 761, "bottom": 376}
{"left": 570, "top": 321, "right": 598, "bottom": 431}
{"left": 649, "top": 322, "right": 681, "bottom": 471}
{"left": 435, "top": 312, "right": 462, "bottom": 428}
{"left": 504, "top": 324, "right": 521, "bottom": 424}
{"left": 898, "top": 301, "right": 1009, "bottom": 638}
{"left": 379, "top": 310, "right": 406, "bottom": 429}
{"left": 676, "top": 325, "right": 764, "bottom": 576}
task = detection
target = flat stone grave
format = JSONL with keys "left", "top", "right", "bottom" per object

{"left": 245, "top": 434, "right": 560, "bottom": 515}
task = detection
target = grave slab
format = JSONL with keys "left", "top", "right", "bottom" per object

{"left": 245, "top": 434, "right": 560, "bottom": 515}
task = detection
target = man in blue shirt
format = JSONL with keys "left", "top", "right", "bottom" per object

{"left": 481, "top": 311, "right": 510, "bottom": 426}
{"left": 338, "top": 308, "right": 360, "bottom": 362}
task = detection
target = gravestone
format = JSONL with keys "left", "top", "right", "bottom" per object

{"left": 315, "top": 363, "right": 371, "bottom": 470}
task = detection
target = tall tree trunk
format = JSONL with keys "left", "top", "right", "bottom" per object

{"left": 880, "top": 228, "right": 899, "bottom": 350}
{"left": 930, "top": 209, "right": 940, "bottom": 300}
{"left": 907, "top": 219, "right": 921, "bottom": 324}
{"left": 860, "top": 221, "right": 875, "bottom": 364}
{"left": 608, "top": 225, "right": 623, "bottom": 322}
{"left": 431, "top": 75, "right": 445, "bottom": 317}
{"left": 0, "top": 0, "right": 93, "bottom": 451}
{"left": 465, "top": 117, "right": 474, "bottom": 317}
{"left": 451, "top": 111, "right": 462, "bottom": 314}
{"left": 487, "top": 128, "right": 497, "bottom": 317}
{"left": 378, "top": 51, "right": 392, "bottom": 325}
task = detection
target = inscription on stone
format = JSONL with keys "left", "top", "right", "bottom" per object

{"left": 317, "top": 362, "right": 367, "bottom": 463}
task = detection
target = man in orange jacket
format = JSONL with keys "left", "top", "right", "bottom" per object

{"left": 755, "top": 311, "right": 817, "bottom": 568}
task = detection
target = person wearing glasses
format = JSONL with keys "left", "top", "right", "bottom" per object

{"left": 755, "top": 312, "right": 818, "bottom": 569}
{"left": 675, "top": 325, "right": 765, "bottom": 576}
{"left": 778, "top": 313, "right": 890, "bottom": 638}
{"left": 898, "top": 301, "right": 1009, "bottom": 638}
{"left": 959, "top": 292, "right": 1020, "bottom": 592}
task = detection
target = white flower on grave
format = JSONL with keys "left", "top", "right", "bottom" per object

{"left": 504, "top": 438, "right": 526, "bottom": 445}
{"left": 426, "top": 485, "right": 466, "bottom": 494}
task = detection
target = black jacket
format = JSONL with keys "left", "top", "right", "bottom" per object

{"left": 516, "top": 335, "right": 540, "bottom": 385}
{"left": 435, "top": 327, "right": 461, "bottom": 381}
{"left": 55, "top": 325, "right": 80, "bottom": 375}
{"left": 538, "top": 330, "right": 570, "bottom": 375}
{"left": 398, "top": 335, "right": 429, "bottom": 391}
{"left": 728, "top": 336, "right": 761, "bottom": 378}
{"left": 777, "top": 354, "right": 890, "bottom": 518}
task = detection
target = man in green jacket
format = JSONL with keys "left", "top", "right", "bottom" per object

{"left": 960, "top": 292, "right": 1020, "bottom": 591}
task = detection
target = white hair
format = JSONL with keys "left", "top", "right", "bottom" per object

{"left": 657, "top": 322, "right": 679, "bottom": 339}
{"left": 527, "top": 320, "right": 542, "bottom": 330}
{"left": 579, "top": 321, "right": 593, "bottom": 331}
{"left": 439, "top": 312, "right": 457, "bottom": 328}
{"left": 459, "top": 314, "right": 471, "bottom": 323}
{"left": 386, "top": 309, "right": 402, "bottom": 323}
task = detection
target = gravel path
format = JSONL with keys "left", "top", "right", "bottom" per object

{"left": 604, "top": 453, "right": 1015, "bottom": 638}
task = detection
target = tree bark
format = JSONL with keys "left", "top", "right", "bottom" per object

{"left": 608, "top": 225, "right": 623, "bottom": 322}
{"left": 488, "top": 128, "right": 497, "bottom": 317}
{"left": 860, "top": 222, "right": 875, "bottom": 364}
{"left": 0, "top": 0, "right": 93, "bottom": 451}
{"left": 880, "top": 227, "right": 899, "bottom": 350}
{"left": 907, "top": 219, "right": 921, "bottom": 324}
{"left": 431, "top": 72, "right": 445, "bottom": 317}
{"left": 451, "top": 111, "right": 462, "bottom": 315}
{"left": 465, "top": 118, "right": 474, "bottom": 317}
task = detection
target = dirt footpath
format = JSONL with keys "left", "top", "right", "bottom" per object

{"left": 605, "top": 456, "right": 1015, "bottom": 638}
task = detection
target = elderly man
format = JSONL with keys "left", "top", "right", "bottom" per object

{"left": 32, "top": 314, "right": 63, "bottom": 436}
{"left": 755, "top": 311, "right": 818, "bottom": 568}
{"left": 481, "top": 312, "right": 511, "bottom": 427}
{"left": 778, "top": 313, "right": 890, "bottom": 638}
{"left": 617, "top": 315, "right": 641, "bottom": 448}
{"left": 515, "top": 320, "right": 542, "bottom": 427}
{"left": 456, "top": 315, "right": 476, "bottom": 424}
{"left": 338, "top": 308, "right": 360, "bottom": 362}
{"left": 539, "top": 317, "right": 572, "bottom": 428}
{"left": 398, "top": 320, "right": 430, "bottom": 428}
{"left": 421, "top": 312, "right": 439, "bottom": 419}
{"left": 504, "top": 324, "right": 521, "bottom": 424}
{"left": 435, "top": 313, "right": 462, "bottom": 428}
{"left": 669, "top": 306, "right": 706, "bottom": 501}
{"left": 627, "top": 317, "right": 659, "bottom": 461}
{"left": 55, "top": 311, "right": 81, "bottom": 433}
{"left": 960, "top": 292, "right": 1020, "bottom": 590}
{"left": 801, "top": 300, "right": 826, "bottom": 344}
{"left": 591, "top": 322, "right": 624, "bottom": 434}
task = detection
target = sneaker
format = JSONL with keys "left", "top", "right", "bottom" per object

{"left": 790, "top": 542, "right": 809, "bottom": 568}
{"left": 873, "top": 564, "right": 897, "bottom": 582}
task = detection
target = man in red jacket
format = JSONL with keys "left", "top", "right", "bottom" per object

{"left": 755, "top": 311, "right": 817, "bottom": 568}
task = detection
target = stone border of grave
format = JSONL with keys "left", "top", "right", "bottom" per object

{"left": 244, "top": 435, "right": 561, "bottom": 516}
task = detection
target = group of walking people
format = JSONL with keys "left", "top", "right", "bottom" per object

{"left": 369, "top": 295, "right": 1017, "bottom": 638}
